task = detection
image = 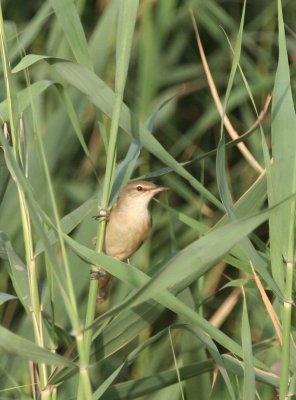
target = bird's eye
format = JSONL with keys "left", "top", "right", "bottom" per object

{"left": 136, "top": 185, "right": 144, "bottom": 192}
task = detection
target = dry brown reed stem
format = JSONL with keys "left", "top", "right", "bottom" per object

{"left": 209, "top": 287, "right": 241, "bottom": 328}
{"left": 190, "top": 10, "right": 267, "bottom": 174}
{"left": 250, "top": 262, "right": 282, "bottom": 345}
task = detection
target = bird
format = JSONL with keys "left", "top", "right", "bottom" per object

{"left": 96, "top": 180, "right": 168, "bottom": 303}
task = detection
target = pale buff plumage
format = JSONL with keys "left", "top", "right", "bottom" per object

{"left": 98, "top": 180, "right": 168, "bottom": 302}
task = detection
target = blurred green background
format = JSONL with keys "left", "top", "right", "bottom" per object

{"left": 0, "top": 0, "right": 295, "bottom": 399}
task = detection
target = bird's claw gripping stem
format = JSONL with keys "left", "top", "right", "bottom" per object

{"left": 89, "top": 267, "right": 107, "bottom": 280}
{"left": 89, "top": 267, "right": 112, "bottom": 303}
{"left": 94, "top": 208, "right": 110, "bottom": 221}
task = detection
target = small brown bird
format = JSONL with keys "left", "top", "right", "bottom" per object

{"left": 97, "top": 180, "right": 168, "bottom": 303}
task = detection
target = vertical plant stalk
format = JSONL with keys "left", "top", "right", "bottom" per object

{"left": 81, "top": 0, "right": 139, "bottom": 383}
{"left": 0, "top": 7, "right": 50, "bottom": 398}
{"left": 279, "top": 196, "right": 296, "bottom": 399}
{"left": 273, "top": 1, "right": 296, "bottom": 397}
{"left": 2, "top": 22, "right": 92, "bottom": 400}
{"left": 280, "top": 262, "right": 294, "bottom": 399}
{"left": 27, "top": 87, "right": 93, "bottom": 400}
{"left": 18, "top": 189, "right": 49, "bottom": 390}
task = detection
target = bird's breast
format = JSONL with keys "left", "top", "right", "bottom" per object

{"left": 104, "top": 207, "right": 152, "bottom": 260}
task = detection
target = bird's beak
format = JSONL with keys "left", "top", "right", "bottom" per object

{"left": 150, "top": 185, "right": 169, "bottom": 195}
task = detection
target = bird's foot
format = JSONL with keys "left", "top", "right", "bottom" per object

{"left": 93, "top": 207, "right": 110, "bottom": 221}
{"left": 89, "top": 267, "right": 112, "bottom": 303}
{"left": 89, "top": 267, "right": 107, "bottom": 280}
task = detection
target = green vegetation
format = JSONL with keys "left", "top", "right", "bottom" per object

{"left": 0, "top": 0, "right": 295, "bottom": 399}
